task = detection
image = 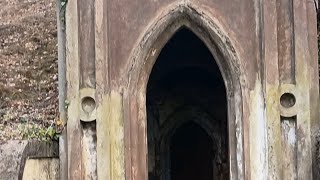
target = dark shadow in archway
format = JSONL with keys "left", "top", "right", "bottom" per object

{"left": 146, "top": 28, "right": 228, "bottom": 180}
{"left": 170, "top": 122, "right": 213, "bottom": 180}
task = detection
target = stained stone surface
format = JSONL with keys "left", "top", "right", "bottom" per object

{"left": 0, "top": 140, "right": 28, "bottom": 180}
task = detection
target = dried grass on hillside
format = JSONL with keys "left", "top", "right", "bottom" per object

{"left": 0, "top": 0, "right": 59, "bottom": 140}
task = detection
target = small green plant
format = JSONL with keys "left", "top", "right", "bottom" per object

{"left": 60, "top": 0, "right": 68, "bottom": 25}
{"left": 64, "top": 99, "right": 70, "bottom": 109}
{"left": 46, "top": 126, "right": 59, "bottom": 140}
{"left": 20, "top": 122, "right": 60, "bottom": 141}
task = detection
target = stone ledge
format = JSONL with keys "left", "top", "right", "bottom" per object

{"left": 0, "top": 140, "right": 59, "bottom": 180}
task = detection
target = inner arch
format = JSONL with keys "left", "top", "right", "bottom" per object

{"left": 146, "top": 28, "right": 229, "bottom": 180}
{"left": 170, "top": 122, "right": 213, "bottom": 180}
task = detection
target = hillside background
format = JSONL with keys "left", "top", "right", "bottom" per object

{"left": 0, "top": 0, "right": 58, "bottom": 140}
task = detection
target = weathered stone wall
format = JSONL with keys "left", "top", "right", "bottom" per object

{"left": 0, "top": 141, "right": 28, "bottom": 180}
{"left": 22, "top": 158, "right": 59, "bottom": 180}
{"left": 63, "top": 0, "right": 319, "bottom": 179}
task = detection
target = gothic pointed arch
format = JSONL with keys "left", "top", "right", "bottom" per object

{"left": 123, "top": 3, "right": 246, "bottom": 180}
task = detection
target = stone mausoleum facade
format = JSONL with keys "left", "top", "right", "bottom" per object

{"left": 60, "top": 0, "right": 320, "bottom": 179}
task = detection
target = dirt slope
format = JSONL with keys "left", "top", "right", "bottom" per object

{"left": 0, "top": 0, "right": 58, "bottom": 140}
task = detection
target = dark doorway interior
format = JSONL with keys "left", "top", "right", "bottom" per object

{"left": 146, "top": 28, "right": 229, "bottom": 180}
{"left": 170, "top": 122, "right": 213, "bottom": 180}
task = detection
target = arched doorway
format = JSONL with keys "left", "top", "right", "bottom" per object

{"left": 146, "top": 28, "right": 229, "bottom": 180}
